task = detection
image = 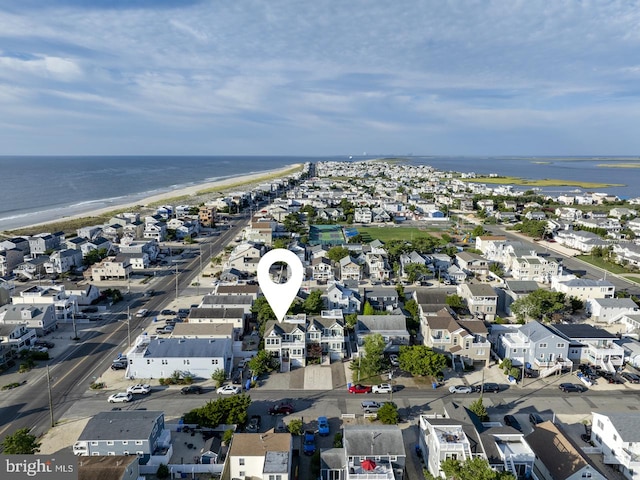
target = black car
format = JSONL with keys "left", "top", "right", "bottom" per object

{"left": 246, "top": 415, "right": 261, "bottom": 433}
{"left": 622, "top": 372, "right": 640, "bottom": 384}
{"left": 559, "top": 383, "right": 586, "bottom": 393}
{"left": 503, "top": 415, "right": 522, "bottom": 432}
{"left": 475, "top": 383, "right": 500, "bottom": 393}
{"left": 602, "top": 373, "right": 624, "bottom": 384}
{"left": 529, "top": 413, "right": 544, "bottom": 426}
{"left": 111, "top": 361, "right": 127, "bottom": 370}
{"left": 180, "top": 385, "right": 203, "bottom": 395}
{"left": 161, "top": 309, "right": 176, "bottom": 316}
{"left": 35, "top": 340, "right": 55, "bottom": 349}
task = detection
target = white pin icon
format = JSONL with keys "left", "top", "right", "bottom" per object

{"left": 257, "top": 248, "right": 304, "bottom": 323}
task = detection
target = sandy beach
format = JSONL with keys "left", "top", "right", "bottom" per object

{"left": 3, "top": 164, "right": 302, "bottom": 233}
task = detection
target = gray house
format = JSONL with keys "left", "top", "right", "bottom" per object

{"left": 355, "top": 315, "right": 410, "bottom": 353}
{"left": 495, "top": 321, "right": 570, "bottom": 372}
{"left": 73, "top": 410, "right": 170, "bottom": 462}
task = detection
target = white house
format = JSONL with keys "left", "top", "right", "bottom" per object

{"left": 228, "top": 432, "right": 292, "bottom": 480}
{"left": 591, "top": 412, "right": 640, "bottom": 480}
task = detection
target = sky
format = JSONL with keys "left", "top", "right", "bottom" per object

{"left": 1, "top": 0, "right": 640, "bottom": 156}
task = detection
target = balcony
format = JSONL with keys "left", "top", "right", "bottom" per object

{"left": 603, "top": 448, "right": 640, "bottom": 469}
{"left": 430, "top": 336, "right": 451, "bottom": 345}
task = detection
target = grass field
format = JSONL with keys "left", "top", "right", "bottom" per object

{"left": 357, "top": 226, "right": 443, "bottom": 242}
{"left": 575, "top": 255, "right": 631, "bottom": 274}
{"left": 459, "top": 176, "right": 623, "bottom": 188}
{"left": 623, "top": 276, "right": 640, "bottom": 284}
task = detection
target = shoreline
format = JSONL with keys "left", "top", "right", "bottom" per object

{"left": 2, "top": 164, "right": 303, "bottom": 235}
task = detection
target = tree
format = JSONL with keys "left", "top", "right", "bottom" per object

{"left": 303, "top": 290, "right": 324, "bottom": 315}
{"left": 398, "top": 345, "right": 447, "bottom": 377}
{"left": 510, "top": 289, "right": 567, "bottom": 323}
{"left": 514, "top": 219, "right": 547, "bottom": 239}
{"left": 283, "top": 213, "right": 305, "bottom": 233}
{"left": 287, "top": 418, "right": 304, "bottom": 435}
{"left": 404, "top": 263, "right": 430, "bottom": 283}
{"left": 404, "top": 298, "right": 420, "bottom": 332}
{"left": 468, "top": 398, "right": 489, "bottom": 422}
{"left": 440, "top": 456, "right": 515, "bottom": 480}
{"left": 359, "top": 333, "right": 386, "bottom": 376}
{"left": 272, "top": 237, "right": 289, "bottom": 249}
{"left": 156, "top": 464, "right": 170, "bottom": 479}
{"left": 377, "top": 402, "right": 399, "bottom": 424}
{"left": 211, "top": 368, "right": 226, "bottom": 388}
{"left": 183, "top": 394, "right": 252, "bottom": 428}
{"left": 471, "top": 225, "right": 487, "bottom": 237}
{"left": 489, "top": 262, "right": 505, "bottom": 278}
{"left": 345, "top": 313, "right": 358, "bottom": 330}
{"left": 363, "top": 301, "right": 375, "bottom": 316}
{"left": 251, "top": 296, "right": 276, "bottom": 324}
{"left": 327, "top": 246, "right": 350, "bottom": 263}
{"left": 1, "top": 428, "right": 41, "bottom": 454}
{"left": 248, "top": 349, "right": 278, "bottom": 377}
{"left": 445, "top": 294, "right": 465, "bottom": 311}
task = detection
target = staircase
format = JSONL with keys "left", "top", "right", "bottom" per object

{"left": 539, "top": 363, "right": 562, "bottom": 378}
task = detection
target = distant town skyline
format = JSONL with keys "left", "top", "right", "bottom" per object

{"left": 1, "top": 1, "right": 640, "bottom": 156}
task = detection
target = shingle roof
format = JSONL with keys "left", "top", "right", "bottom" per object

{"left": 78, "top": 411, "right": 163, "bottom": 441}
{"left": 597, "top": 412, "right": 640, "bottom": 442}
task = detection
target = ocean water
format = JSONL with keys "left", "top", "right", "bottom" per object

{"left": 0, "top": 156, "right": 321, "bottom": 231}
{"left": 0, "top": 155, "right": 637, "bottom": 231}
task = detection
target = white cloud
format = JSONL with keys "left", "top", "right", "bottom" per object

{"left": 0, "top": 54, "right": 82, "bottom": 81}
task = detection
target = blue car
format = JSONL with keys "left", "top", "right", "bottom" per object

{"left": 318, "top": 416, "right": 330, "bottom": 436}
{"left": 303, "top": 430, "right": 316, "bottom": 455}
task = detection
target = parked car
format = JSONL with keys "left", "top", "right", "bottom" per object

{"left": 161, "top": 309, "right": 176, "bottom": 316}
{"left": 503, "top": 415, "right": 522, "bottom": 432}
{"left": 559, "top": 383, "right": 587, "bottom": 393}
{"left": 35, "top": 340, "right": 55, "bottom": 349}
{"left": 269, "top": 403, "right": 294, "bottom": 415}
{"left": 529, "top": 413, "right": 544, "bottom": 426}
{"left": 317, "top": 416, "right": 330, "bottom": 436}
{"left": 601, "top": 372, "right": 624, "bottom": 384}
{"left": 275, "top": 418, "right": 287, "bottom": 433}
{"left": 348, "top": 384, "right": 372, "bottom": 394}
{"left": 156, "top": 325, "right": 174, "bottom": 334}
{"left": 216, "top": 385, "right": 241, "bottom": 395}
{"left": 111, "top": 361, "right": 127, "bottom": 370}
{"left": 135, "top": 309, "right": 149, "bottom": 318}
{"left": 29, "top": 346, "right": 48, "bottom": 353}
{"left": 108, "top": 392, "right": 133, "bottom": 403}
{"left": 449, "top": 385, "right": 473, "bottom": 394}
{"left": 622, "top": 372, "right": 640, "bottom": 384}
{"left": 475, "top": 383, "right": 500, "bottom": 393}
{"left": 303, "top": 430, "right": 316, "bottom": 455}
{"left": 388, "top": 354, "right": 399, "bottom": 367}
{"left": 126, "top": 384, "right": 151, "bottom": 395}
{"left": 372, "top": 383, "right": 393, "bottom": 394}
{"left": 361, "top": 401, "right": 381, "bottom": 413}
{"left": 246, "top": 415, "right": 261, "bottom": 432}
{"left": 180, "top": 385, "right": 203, "bottom": 395}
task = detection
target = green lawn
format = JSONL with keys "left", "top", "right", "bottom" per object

{"left": 357, "top": 226, "right": 443, "bottom": 243}
{"left": 623, "top": 276, "right": 640, "bottom": 285}
{"left": 575, "top": 255, "right": 631, "bottom": 274}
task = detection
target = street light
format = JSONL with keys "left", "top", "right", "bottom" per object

{"left": 174, "top": 261, "right": 179, "bottom": 301}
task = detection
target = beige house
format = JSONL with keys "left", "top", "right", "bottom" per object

{"left": 457, "top": 283, "right": 498, "bottom": 321}
{"left": 339, "top": 256, "right": 361, "bottom": 281}
{"left": 90, "top": 255, "right": 133, "bottom": 282}
{"left": 228, "top": 431, "right": 292, "bottom": 480}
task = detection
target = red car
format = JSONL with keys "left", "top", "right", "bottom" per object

{"left": 268, "top": 403, "right": 295, "bottom": 415}
{"left": 348, "top": 384, "right": 372, "bottom": 394}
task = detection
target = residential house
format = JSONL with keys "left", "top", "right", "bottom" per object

{"left": 0, "top": 248, "right": 25, "bottom": 277}
{"left": 218, "top": 268, "right": 245, "bottom": 283}
{"left": 524, "top": 211, "right": 546, "bottom": 221}
{"left": 311, "top": 257, "right": 334, "bottom": 282}
{"left": 11, "top": 284, "right": 77, "bottom": 319}
{"left": 73, "top": 410, "right": 171, "bottom": 466}
{"left": 474, "top": 235, "right": 508, "bottom": 257}
{"left": 228, "top": 432, "right": 292, "bottom": 480}
{"left": 200, "top": 294, "right": 254, "bottom": 316}
{"left": 264, "top": 316, "right": 307, "bottom": 369}
{"left": 477, "top": 199, "right": 495, "bottom": 213}
{"left": 365, "top": 253, "right": 391, "bottom": 282}
{"left": 307, "top": 310, "right": 346, "bottom": 361}
{"left": 554, "top": 230, "right": 609, "bottom": 253}
{"left": 587, "top": 297, "right": 639, "bottom": 324}
{"left": 187, "top": 307, "right": 247, "bottom": 333}
{"left": 421, "top": 308, "right": 490, "bottom": 367}
{"left": 80, "top": 236, "right": 112, "bottom": 257}
{"left": 494, "top": 321, "right": 570, "bottom": 372}
{"left": 0, "top": 304, "right": 57, "bottom": 336}
{"left": 214, "top": 284, "right": 261, "bottom": 299}
{"left": 199, "top": 205, "right": 217, "bottom": 227}
{"left": 525, "top": 421, "right": 607, "bottom": 480}
{"left": 41, "top": 249, "right": 81, "bottom": 275}
{"left": 28, "top": 232, "right": 63, "bottom": 257}
{"left": 171, "top": 323, "right": 234, "bottom": 340}
{"left": 354, "top": 207, "right": 373, "bottom": 223}
{"left": 90, "top": 256, "right": 133, "bottom": 282}
{"left": 321, "top": 425, "right": 406, "bottom": 480}
{"left": 225, "top": 242, "right": 265, "bottom": 274}
{"left": 77, "top": 456, "right": 140, "bottom": 480}
{"left": 551, "top": 276, "right": 615, "bottom": 302}
{"left": 455, "top": 251, "right": 490, "bottom": 277}
{"left": 125, "top": 336, "right": 231, "bottom": 379}
{"left": 246, "top": 215, "right": 274, "bottom": 245}
{"left": 356, "top": 315, "right": 410, "bottom": 353}
{"left": 549, "top": 323, "right": 625, "bottom": 371}
{"left": 399, "top": 251, "right": 427, "bottom": 279}
{"left": 509, "top": 255, "right": 560, "bottom": 283}
{"left": 591, "top": 412, "right": 640, "bottom": 480}
{"left": 143, "top": 219, "right": 167, "bottom": 242}
{"left": 0, "top": 323, "right": 36, "bottom": 351}
{"left": 325, "top": 283, "right": 362, "bottom": 314}
{"left": 339, "top": 256, "right": 362, "bottom": 282}
{"left": 363, "top": 287, "right": 399, "bottom": 312}
{"left": 457, "top": 283, "right": 498, "bottom": 321}
{"left": 498, "top": 280, "right": 539, "bottom": 317}
{"left": 166, "top": 218, "right": 200, "bottom": 240}
{"left": 119, "top": 239, "right": 159, "bottom": 263}
{"left": 612, "top": 243, "right": 640, "bottom": 268}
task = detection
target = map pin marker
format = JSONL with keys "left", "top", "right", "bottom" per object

{"left": 257, "top": 248, "right": 304, "bottom": 323}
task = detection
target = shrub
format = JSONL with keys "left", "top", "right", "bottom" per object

{"left": 222, "top": 429, "right": 233, "bottom": 445}
{"left": 89, "top": 382, "right": 106, "bottom": 390}
{"left": 287, "top": 418, "right": 304, "bottom": 436}
{"left": 333, "top": 432, "right": 343, "bottom": 448}
{"left": 156, "top": 463, "right": 169, "bottom": 479}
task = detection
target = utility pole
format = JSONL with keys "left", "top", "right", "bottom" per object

{"left": 175, "top": 261, "right": 179, "bottom": 301}
{"left": 47, "top": 364, "right": 54, "bottom": 428}
{"left": 127, "top": 306, "right": 131, "bottom": 347}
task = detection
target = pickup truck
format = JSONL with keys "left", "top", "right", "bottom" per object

{"left": 156, "top": 325, "right": 174, "bottom": 334}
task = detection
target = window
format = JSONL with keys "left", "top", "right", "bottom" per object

{"left": 184, "top": 359, "right": 190, "bottom": 365}
{"left": 239, "top": 472, "right": 245, "bottom": 477}
{"left": 597, "top": 420, "right": 604, "bottom": 429}
{"left": 122, "top": 441, "right": 128, "bottom": 445}
{"left": 557, "top": 343, "right": 565, "bottom": 348}
{"left": 123, "top": 451, "right": 129, "bottom": 455}
{"left": 613, "top": 434, "right": 618, "bottom": 441}
{"left": 162, "top": 359, "right": 168, "bottom": 365}
{"left": 106, "top": 441, "right": 114, "bottom": 446}
{"left": 108, "top": 452, "right": 115, "bottom": 456}
{"left": 582, "top": 472, "right": 592, "bottom": 478}
{"left": 539, "top": 343, "right": 547, "bottom": 348}
{"left": 239, "top": 458, "right": 245, "bottom": 466}
{"left": 135, "top": 441, "right": 143, "bottom": 445}
{"left": 211, "top": 359, "right": 218, "bottom": 364}
{"left": 147, "top": 359, "right": 151, "bottom": 364}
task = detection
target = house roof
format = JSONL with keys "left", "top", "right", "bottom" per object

{"left": 228, "top": 431, "right": 291, "bottom": 457}
{"left": 142, "top": 338, "right": 229, "bottom": 358}
{"left": 356, "top": 315, "right": 408, "bottom": 333}
{"left": 590, "top": 297, "right": 638, "bottom": 309}
{"left": 465, "top": 283, "right": 497, "bottom": 297}
{"left": 561, "top": 278, "right": 615, "bottom": 288}
{"left": 78, "top": 411, "right": 163, "bottom": 441}
{"left": 518, "top": 321, "right": 556, "bottom": 342}
{"left": 78, "top": 456, "right": 138, "bottom": 480}
{"left": 343, "top": 425, "right": 406, "bottom": 456}
{"left": 595, "top": 412, "right": 640, "bottom": 442}
{"left": 505, "top": 280, "right": 539, "bottom": 293}
{"left": 550, "top": 323, "right": 617, "bottom": 340}
{"left": 188, "top": 307, "right": 245, "bottom": 319}
{"left": 171, "top": 323, "right": 234, "bottom": 337}
{"left": 413, "top": 289, "right": 448, "bottom": 305}
{"left": 201, "top": 294, "right": 253, "bottom": 306}
{"left": 215, "top": 284, "right": 260, "bottom": 296}
{"left": 525, "top": 421, "right": 604, "bottom": 479}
